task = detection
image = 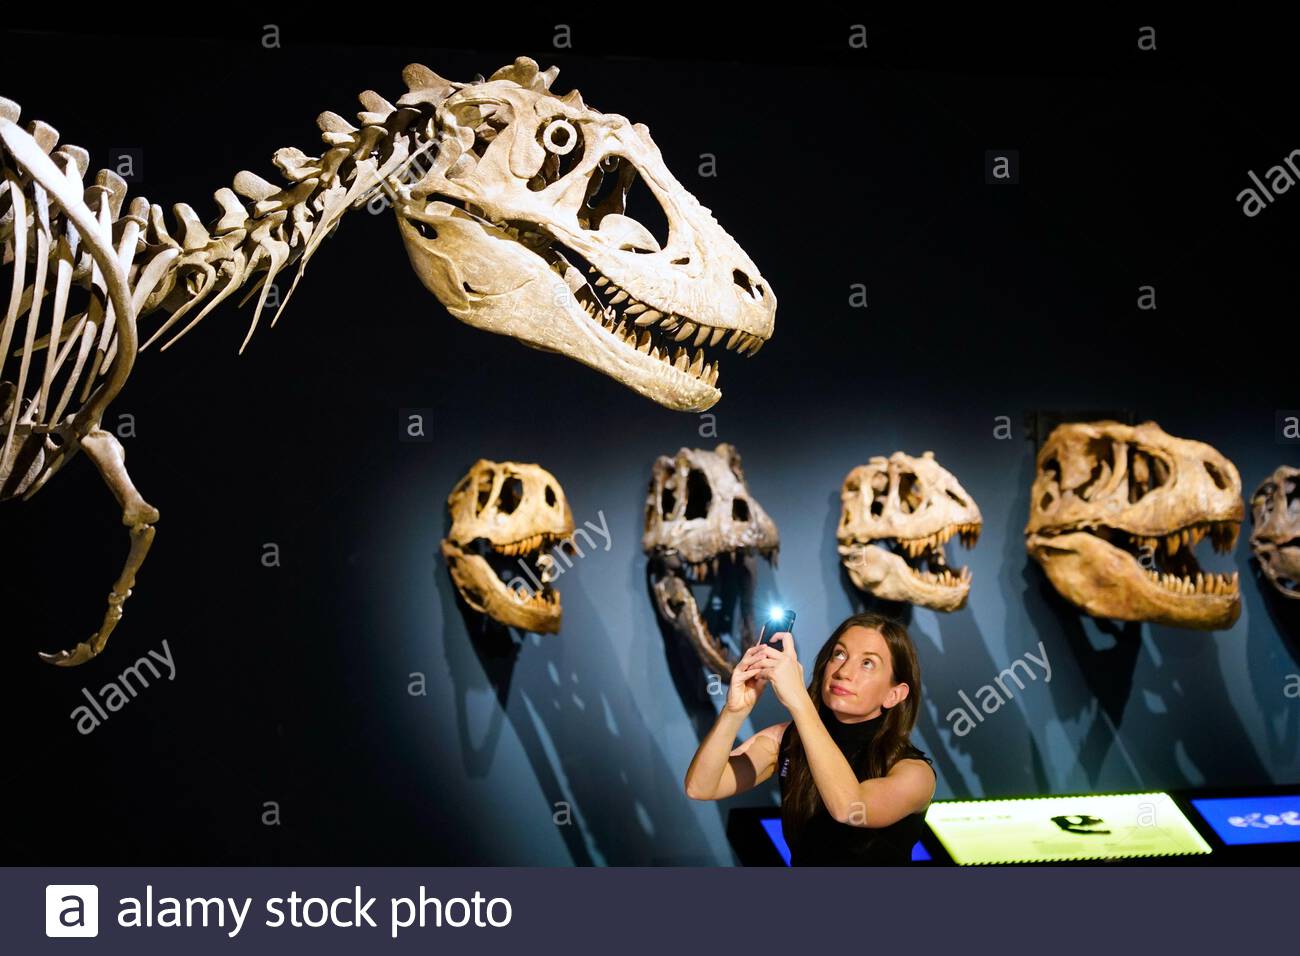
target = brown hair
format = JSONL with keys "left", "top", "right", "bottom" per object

{"left": 781, "top": 612, "right": 925, "bottom": 832}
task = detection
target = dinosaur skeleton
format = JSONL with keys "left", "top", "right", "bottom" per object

{"left": 0, "top": 56, "right": 774, "bottom": 665}
{"left": 1025, "top": 420, "right": 1243, "bottom": 630}
{"left": 1249, "top": 465, "right": 1300, "bottom": 601}
{"left": 836, "top": 450, "right": 982, "bottom": 611}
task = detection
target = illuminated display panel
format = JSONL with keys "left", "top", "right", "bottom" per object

{"left": 925, "top": 792, "right": 1212, "bottom": 864}
{"left": 759, "top": 817, "right": 928, "bottom": 864}
{"left": 1190, "top": 796, "right": 1300, "bottom": 846}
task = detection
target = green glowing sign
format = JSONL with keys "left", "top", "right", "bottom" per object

{"left": 925, "top": 792, "right": 1212, "bottom": 864}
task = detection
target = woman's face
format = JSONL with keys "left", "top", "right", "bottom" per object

{"left": 819, "top": 625, "right": 909, "bottom": 721}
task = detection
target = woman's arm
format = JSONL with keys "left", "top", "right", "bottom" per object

{"left": 684, "top": 645, "right": 783, "bottom": 800}
{"left": 785, "top": 693, "right": 872, "bottom": 822}
{"left": 850, "top": 759, "right": 937, "bottom": 827}
{"left": 683, "top": 713, "right": 784, "bottom": 800}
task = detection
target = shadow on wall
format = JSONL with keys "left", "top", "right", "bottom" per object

{"left": 434, "top": 539, "right": 715, "bottom": 865}
{"left": 1247, "top": 561, "right": 1300, "bottom": 772}
{"left": 1013, "top": 449, "right": 1277, "bottom": 791}
{"left": 820, "top": 484, "right": 1051, "bottom": 800}
{"left": 645, "top": 529, "right": 789, "bottom": 850}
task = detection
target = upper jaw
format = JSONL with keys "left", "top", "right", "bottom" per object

{"left": 550, "top": 218, "right": 775, "bottom": 338}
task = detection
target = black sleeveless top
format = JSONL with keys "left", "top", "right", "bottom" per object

{"left": 777, "top": 712, "right": 933, "bottom": 865}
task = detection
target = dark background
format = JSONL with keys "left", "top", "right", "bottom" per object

{"left": 3, "top": 16, "right": 1297, "bottom": 864}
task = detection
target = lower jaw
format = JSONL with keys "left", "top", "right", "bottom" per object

{"left": 842, "top": 554, "right": 971, "bottom": 611}
{"left": 649, "top": 555, "right": 762, "bottom": 676}
{"left": 1027, "top": 535, "right": 1241, "bottom": 630}
{"left": 442, "top": 544, "right": 564, "bottom": 632}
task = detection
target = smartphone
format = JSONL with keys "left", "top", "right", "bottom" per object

{"left": 758, "top": 607, "right": 796, "bottom": 647}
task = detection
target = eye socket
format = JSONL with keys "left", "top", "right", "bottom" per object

{"left": 530, "top": 119, "right": 586, "bottom": 191}
{"left": 660, "top": 483, "right": 676, "bottom": 516}
{"left": 898, "top": 472, "right": 923, "bottom": 514}
{"left": 498, "top": 476, "right": 524, "bottom": 514}
{"left": 542, "top": 118, "right": 578, "bottom": 155}
{"left": 1127, "top": 447, "right": 1170, "bottom": 503}
{"left": 474, "top": 469, "right": 495, "bottom": 516}
{"left": 684, "top": 468, "right": 712, "bottom": 520}
{"left": 1252, "top": 483, "right": 1276, "bottom": 520}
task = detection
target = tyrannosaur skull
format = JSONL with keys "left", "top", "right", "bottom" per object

{"left": 1025, "top": 421, "right": 1243, "bottom": 630}
{"left": 441, "top": 459, "right": 574, "bottom": 632}
{"left": 836, "top": 451, "right": 982, "bottom": 611}
{"left": 1249, "top": 465, "right": 1300, "bottom": 600}
{"left": 642, "top": 443, "right": 778, "bottom": 677}
{"left": 391, "top": 57, "right": 776, "bottom": 412}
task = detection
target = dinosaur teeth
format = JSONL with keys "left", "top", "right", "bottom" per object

{"left": 1143, "top": 568, "right": 1240, "bottom": 594}
{"left": 576, "top": 272, "right": 730, "bottom": 388}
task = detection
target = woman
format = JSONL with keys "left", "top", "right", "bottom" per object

{"left": 683, "top": 612, "right": 936, "bottom": 864}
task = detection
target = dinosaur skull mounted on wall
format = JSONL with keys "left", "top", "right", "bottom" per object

{"left": 1025, "top": 421, "right": 1243, "bottom": 630}
{"left": 642, "top": 443, "right": 779, "bottom": 677}
{"left": 391, "top": 57, "right": 776, "bottom": 412}
{"left": 1249, "top": 465, "right": 1300, "bottom": 600}
{"left": 836, "top": 451, "right": 981, "bottom": 611}
{"left": 441, "top": 458, "right": 575, "bottom": 632}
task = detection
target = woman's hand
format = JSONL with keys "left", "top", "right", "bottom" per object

{"left": 751, "top": 634, "right": 811, "bottom": 714}
{"left": 725, "top": 645, "right": 772, "bottom": 714}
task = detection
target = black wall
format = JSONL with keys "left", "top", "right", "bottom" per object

{"left": 4, "top": 21, "right": 1297, "bottom": 864}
